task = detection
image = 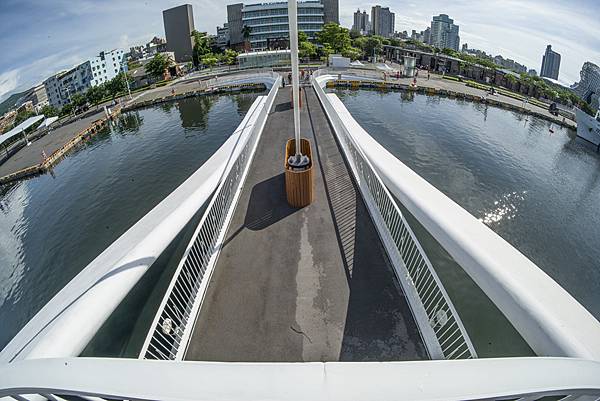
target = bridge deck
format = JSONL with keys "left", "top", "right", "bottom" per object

{"left": 184, "top": 86, "right": 427, "bottom": 362}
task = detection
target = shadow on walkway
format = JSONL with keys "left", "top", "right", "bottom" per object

{"left": 223, "top": 173, "right": 300, "bottom": 246}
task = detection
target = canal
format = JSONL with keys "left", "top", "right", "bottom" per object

{"left": 0, "top": 91, "right": 262, "bottom": 355}
{"left": 331, "top": 88, "right": 600, "bottom": 357}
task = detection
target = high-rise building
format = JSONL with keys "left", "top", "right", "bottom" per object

{"left": 322, "top": 0, "right": 339, "bottom": 24}
{"left": 371, "top": 5, "right": 395, "bottom": 38}
{"left": 429, "top": 14, "right": 460, "bottom": 51}
{"left": 352, "top": 9, "right": 370, "bottom": 34}
{"left": 216, "top": 23, "right": 230, "bottom": 49}
{"left": 423, "top": 27, "right": 431, "bottom": 45}
{"left": 540, "top": 45, "right": 561, "bottom": 80}
{"left": 227, "top": 3, "right": 244, "bottom": 49}
{"left": 228, "top": 1, "right": 326, "bottom": 51}
{"left": 162, "top": 4, "right": 195, "bottom": 62}
{"left": 573, "top": 62, "right": 600, "bottom": 109}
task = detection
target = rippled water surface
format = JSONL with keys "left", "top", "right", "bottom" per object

{"left": 0, "top": 92, "right": 261, "bottom": 352}
{"left": 332, "top": 88, "right": 600, "bottom": 357}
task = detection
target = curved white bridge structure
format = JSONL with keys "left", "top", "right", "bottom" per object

{"left": 1, "top": 69, "right": 600, "bottom": 400}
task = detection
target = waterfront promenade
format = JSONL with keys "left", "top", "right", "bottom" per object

{"left": 362, "top": 67, "right": 577, "bottom": 129}
{"left": 184, "top": 86, "right": 427, "bottom": 362}
{"left": 0, "top": 74, "right": 256, "bottom": 184}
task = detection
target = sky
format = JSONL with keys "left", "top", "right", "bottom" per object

{"left": 1, "top": 0, "right": 599, "bottom": 102}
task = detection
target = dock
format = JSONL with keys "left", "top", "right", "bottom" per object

{"left": 184, "top": 86, "right": 427, "bottom": 362}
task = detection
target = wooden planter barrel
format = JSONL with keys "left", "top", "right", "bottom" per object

{"left": 284, "top": 138, "right": 313, "bottom": 208}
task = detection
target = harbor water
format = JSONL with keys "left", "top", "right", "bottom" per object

{"left": 331, "top": 88, "right": 600, "bottom": 357}
{"left": 0, "top": 92, "right": 262, "bottom": 355}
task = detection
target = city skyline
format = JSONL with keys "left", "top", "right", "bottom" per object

{"left": 1, "top": 0, "right": 599, "bottom": 101}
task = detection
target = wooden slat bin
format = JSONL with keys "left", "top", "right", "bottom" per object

{"left": 284, "top": 138, "right": 313, "bottom": 208}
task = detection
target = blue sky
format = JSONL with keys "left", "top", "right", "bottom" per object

{"left": 1, "top": 0, "right": 599, "bottom": 101}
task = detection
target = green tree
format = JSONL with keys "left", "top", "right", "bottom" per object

{"left": 191, "top": 30, "right": 211, "bottom": 66}
{"left": 297, "top": 31, "right": 316, "bottom": 60}
{"left": 220, "top": 49, "right": 238, "bottom": 65}
{"left": 59, "top": 103, "right": 74, "bottom": 117}
{"left": 241, "top": 25, "right": 252, "bottom": 51}
{"left": 145, "top": 53, "right": 173, "bottom": 79}
{"left": 364, "top": 36, "right": 383, "bottom": 59}
{"left": 201, "top": 53, "right": 219, "bottom": 69}
{"left": 39, "top": 105, "right": 59, "bottom": 117}
{"left": 70, "top": 93, "right": 87, "bottom": 108}
{"left": 105, "top": 72, "right": 129, "bottom": 100}
{"left": 86, "top": 84, "right": 106, "bottom": 107}
{"left": 316, "top": 23, "right": 352, "bottom": 54}
{"left": 349, "top": 29, "right": 361, "bottom": 39}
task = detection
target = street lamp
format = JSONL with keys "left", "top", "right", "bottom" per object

{"left": 284, "top": 0, "right": 313, "bottom": 208}
{"left": 287, "top": 0, "right": 308, "bottom": 169}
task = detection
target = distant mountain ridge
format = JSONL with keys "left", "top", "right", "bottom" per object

{"left": 0, "top": 90, "right": 30, "bottom": 115}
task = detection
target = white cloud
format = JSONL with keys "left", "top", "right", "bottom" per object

{"left": 0, "top": 69, "right": 19, "bottom": 102}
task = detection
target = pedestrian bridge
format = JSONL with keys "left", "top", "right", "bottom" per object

{"left": 1, "top": 70, "right": 600, "bottom": 400}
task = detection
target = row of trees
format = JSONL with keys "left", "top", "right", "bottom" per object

{"left": 191, "top": 30, "right": 239, "bottom": 68}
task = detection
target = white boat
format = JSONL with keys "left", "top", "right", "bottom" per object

{"left": 576, "top": 107, "right": 600, "bottom": 147}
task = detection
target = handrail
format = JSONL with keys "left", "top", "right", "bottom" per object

{"left": 1, "top": 357, "right": 600, "bottom": 401}
{"left": 139, "top": 74, "right": 281, "bottom": 360}
{"left": 312, "top": 74, "right": 475, "bottom": 360}
{"left": 0, "top": 73, "right": 281, "bottom": 363}
{"left": 312, "top": 72, "right": 600, "bottom": 360}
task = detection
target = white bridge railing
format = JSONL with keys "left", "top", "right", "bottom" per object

{"left": 139, "top": 74, "right": 281, "bottom": 360}
{"left": 313, "top": 73, "right": 475, "bottom": 360}
{"left": 0, "top": 72, "right": 280, "bottom": 363}
{"left": 313, "top": 72, "right": 600, "bottom": 361}
{"left": 1, "top": 357, "right": 600, "bottom": 401}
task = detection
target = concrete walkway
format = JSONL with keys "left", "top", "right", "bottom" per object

{"left": 184, "top": 86, "right": 427, "bottom": 362}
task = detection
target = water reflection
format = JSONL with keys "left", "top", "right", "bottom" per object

{"left": 0, "top": 91, "right": 262, "bottom": 352}
{"left": 331, "top": 88, "right": 600, "bottom": 357}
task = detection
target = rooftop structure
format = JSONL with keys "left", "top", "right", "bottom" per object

{"left": 237, "top": 49, "right": 291, "bottom": 68}
{"left": 163, "top": 4, "right": 195, "bottom": 62}
{"left": 128, "top": 37, "right": 167, "bottom": 62}
{"left": 540, "top": 44, "right": 561, "bottom": 80}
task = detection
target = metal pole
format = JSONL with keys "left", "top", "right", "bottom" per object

{"left": 288, "top": 0, "right": 301, "bottom": 158}
{"left": 125, "top": 73, "right": 132, "bottom": 100}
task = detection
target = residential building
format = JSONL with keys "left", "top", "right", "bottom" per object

{"left": 352, "top": 9, "right": 370, "bottom": 35}
{"left": 17, "top": 84, "right": 49, "bottom": 113}
{"left": 233, "top": 1, "right": 326, "bottom": 51}
{"left": 44, "top": 49, "right": 127, "bottom": 108}
{"left": 162, "top": 4, "right": 195, "bottom": 62}
{"left": 573, "top": 62, "right": 600, "bottom": 109}
{"left": 216, "top": 23, "right": 230, "bottom": 49}
{"left": 322, "top": 0, "right": 338, "bottom": 24}
{"left": 493, "top": 55, "right": 527, "bottom": 74}
{"left": 371, "top": 5, "right": 395, "bottom": 38}
{"left": 540, "top": 45, "right": 561, "bottom": 80}
{"left": 128, "top": 37, "right": 167, "bottom": 62}
{"left": 429, "top": 14, "right": 460, "bottom": 51}
{"left": 90, "top": 49, "right": 127, "bottom": 86}
{"left": 528, "top": 69, "right": 538, "bottom": 77}
{"left": 423, "top": 27, "right": 431, "bottom": 44}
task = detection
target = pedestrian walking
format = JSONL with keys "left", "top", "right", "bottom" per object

{"left": 427, "top": 70, "right": 430, "bottom": 80}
